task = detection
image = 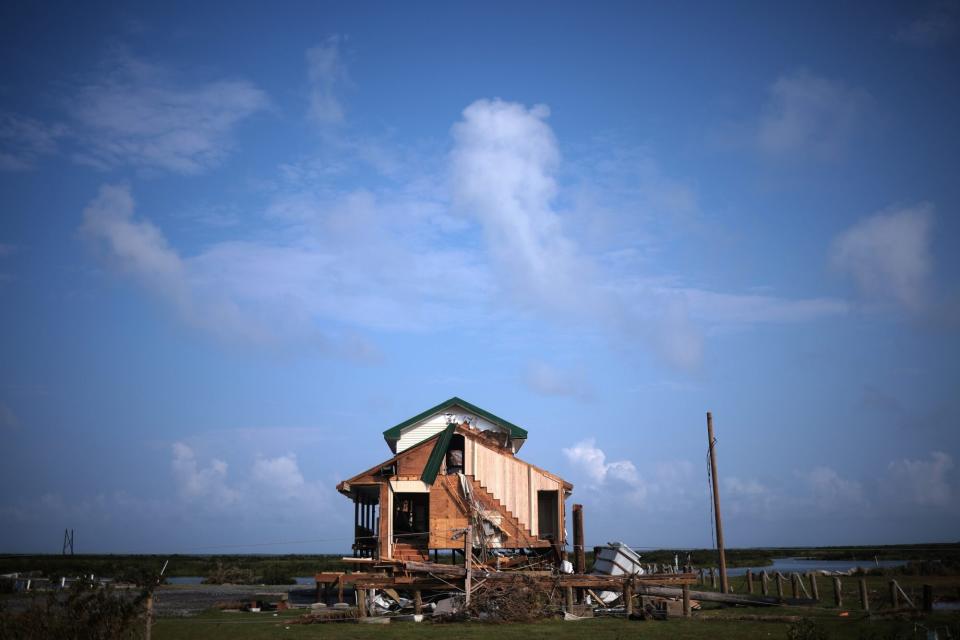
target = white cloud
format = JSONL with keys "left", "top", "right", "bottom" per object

{"left": 523, "top": 362, "right": 593, "bottom": 401}
{"left": 71, "top": 54, "right": 268, "bottom": 174}
{"left": 562, "top": 439, "right": 645, "bottom": 504}
{"left": 757, "top": 71, "right": 870, "bottom": 156}
{"left": 80, "top": 182, "right": 490, "bottom": 354}
{"left": 562, "top": 439, "right": 701, "bottom": 513}
{"left": 171, "top": 442, "right": 239, "bottom": 506}
{"left": 895, "top": 1, "right": 958, "bottom": 47}
{"left": 0, "top": 112, "right": 67, "bottom": 171}
{"left": 563, "top": 438, "right": 639, "bottom": 486}
{"left": 80, "top": 94, "right": 855, "bottom": 372}
{"left": 831, "top": 204, "right": 934, "bottom": 311}
{"left": 451, "top": 99, "right": 598, "bottom": 313}
{"left": 252, "top": 454, "right": 305, "bottom": 494}
{"left": 885, "top": 451, "right": 954, "bottom": 508}
{"left": 677, "top": 288, "right": 850, "bottom": 325}
{"left": 800, "top": 467, "right": 864, "bottom": 511}
{"left": 306, "top": 36, "right": 346, "bottom": 126}
{"left": 723, "top": 476, "right": 777, "bottom": 517}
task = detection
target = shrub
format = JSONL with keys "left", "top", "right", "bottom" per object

{"left": 0, "top": 581, "right": 149, "bottom": 640}
{"left": 202, "top": 560, "right": 257, "bottom": 585}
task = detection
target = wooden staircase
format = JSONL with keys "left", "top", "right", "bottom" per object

{"left": 392, "top": 540, "right": 429, "bottom": 562}
{"left": 463, "top": 474, "right": 542, "bottom": 548}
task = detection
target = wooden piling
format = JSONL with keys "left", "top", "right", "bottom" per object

{"left": 808, "top": 573, "right": 819, "bottom": 601}
{"left": 565, "top": 587, "right": 574, "bottom": 611}
{"left": 761, "top": 570, "right": 769, "bottom": 596}
{"left": 746, "top": 569, "right": 754, "bottom": 594}
{"left": 682, "top": 584, "right": 691, "bottom": 617}
{"left": 624, "top": 580, "right": 633, "bottom": 616}
{"left": 357, "top": 588, "right": 367, "bottom": 617}
{"left": 775, "top": 572, "right": 784, "bottom": 600}
{"left": 889, "top": 580, "right": 899, "bottom": 609}
{"left": 414, "top": 590, "right": 422, "bottom": 615}
{"left": 791, "top": 573, "right": 800, "bottom": 599}
{"left": 573, "top": 504, "right": 586, "bottom": 574}
{"left": 832, "top": 577, "right": 842, "bottom": 608}
{"left": 710, "top": 567, "right": 717, "bottom": 589}
{"left": 859, "top": 578, "right": 869, "bottom": 611}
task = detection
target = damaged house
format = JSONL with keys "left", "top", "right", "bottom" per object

{"left": 337, "top": 397, "right": 573, "bottom": 563}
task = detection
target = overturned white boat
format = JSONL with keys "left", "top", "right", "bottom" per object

{"left": 591, "top": 541, "right": 645, "bottom": 604}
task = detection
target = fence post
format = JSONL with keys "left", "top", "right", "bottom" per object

{"left": 624, "top": 580, "right": 633, "bottom": 616}
{"left": 746, "top": 569, "right": 754, "bottom": 594}
{"left": 144, "top": 593, "right": 153, "bottom": 640}
{"left": 414, "top": 589, "right": 422, "bottom": 615}
{"left": 791, "top": 573, "right": 800, "bottom": 599}
{"left": 710, "top": 567, "right": 717, "bottom": 589}
{"left": 761, "top": 570, "right": 769, "bottom": 596}
{"left": 808, "top": 573, "right": 819, "bottom": 601}
{"left": 776, "top": 572, "right": 784, "bottom": 600}
{"left": 833, "top": 577, "right": 842, "bottom": 608}
{"left": 683, "top": 584, "right": 691, "bottom": 617}
{"left": 889, "top": 580, "right": 899, "bottom": 609}
{"left": 859, "top": 578, "right": 869, "bottom": 612}
{"left": 565, "top": 587, "right": 574, "bottom": 611}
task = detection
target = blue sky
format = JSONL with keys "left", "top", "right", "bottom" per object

{"left": 1, "top": 1, "right": 958, "bottom": 554}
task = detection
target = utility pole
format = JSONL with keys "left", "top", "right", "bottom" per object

{"left": 62, "top": 528, "right": 74, "bottom": 555}
{"left": 706, "top": 412, "right": 728, "bottom": 593}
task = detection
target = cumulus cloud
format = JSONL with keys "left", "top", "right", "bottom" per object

{"left": 80, "top": 182, "right": 492, "bottom": 354}
{"left": 71, "top": 54, "right": 268, "bottom": 173}
{"left": 895, "top": 1, "right": 958, "bottom": 47}
{"left": 306, "top": 36, "right": 347, "bottom": 126}
{"left": 831, "top": 204, "right": 934, "bottom": 311}
{"left": 252, "top": 454, "right": 305, "bottom": 494}
{"left": 884, "top": 451, "right": 954, "bottom": 508}
{"left": 757, "top": 71, "right": 870, "bottom": 157}
{"left": 0, "top": 112, "right": 67, "bottom": 171}
{"left": 170, "top": 444, "right": 334, "bottom": 527}
{"left": 723, "top": 476, "right": 777, "bottom": 517}
{"left": 80, "top": 94, "right": 855, "bottom": 372}
{"left": 451, "top": 100, "right": 596, "bottom": 313}
{"left": 800, "top": 467, "right": 864, "bottom": 511}
{"left": 171, "top": 442, "right": 239, "bottom": 506}
{"left": 563, "top": 438, "right": 640, "bottom": 485}
{"left": 523, "top": 362, "right": 593, "bottom": 401}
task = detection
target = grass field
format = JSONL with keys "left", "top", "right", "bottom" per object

{"left": 151, "top": 608, "right": 960, "bottom": 640}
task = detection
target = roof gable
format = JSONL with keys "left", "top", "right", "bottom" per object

{"left": 382, "top": 397, "right": 528, "bottom": 452}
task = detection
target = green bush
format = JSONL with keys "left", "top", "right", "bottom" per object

{"left": 0, "top": 581, "right": 149, "bottom": 640}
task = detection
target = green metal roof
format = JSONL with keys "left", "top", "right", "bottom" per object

{"left": 420, "top": 423, "right": 456, "bottom": 485}
{"left": 382, "top": 396, "right": 529, "bottom": 444}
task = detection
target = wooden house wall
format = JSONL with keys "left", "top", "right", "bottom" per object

{"left": 396, "top": 408, "right": 501, "bottom": 453}
{"left": 428, "top": 475, "right": 469, "bottom": 549}
{"left": 465, "top": 437, "right": 564, "bottom": 539}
